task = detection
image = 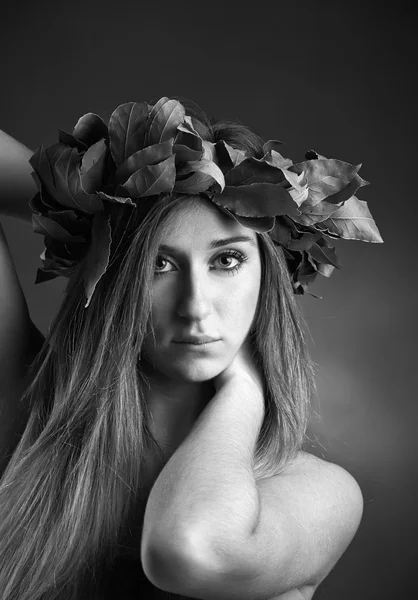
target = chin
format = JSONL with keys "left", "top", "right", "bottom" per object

{"left": 167, "top": 365, "right": 221, "bottom": 383}
{"left": 159, "top": 356, "right": 227, "bottom": 383}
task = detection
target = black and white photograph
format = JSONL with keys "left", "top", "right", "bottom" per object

{"left": 0, "top": 2, "right": 414, "bottom": 598}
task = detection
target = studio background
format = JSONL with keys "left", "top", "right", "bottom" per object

{"left": 1, "top": 1, "right": 415, "bottom": 598}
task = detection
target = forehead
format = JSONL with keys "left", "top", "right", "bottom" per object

{"left": 161, "top": 198, "right": 258, "bottom": 249}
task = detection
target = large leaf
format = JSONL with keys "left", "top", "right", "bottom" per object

{"left": 213, "top": 183, "right": 300, "bottom": 218}
{"left": 108, "top": 102, "right": 149, "bottom": 166}
{"left": 174, "top": 170, "right": 219, "bottom": 194}
{"left": 279, "top": 168, "right": 304, "bottom": 189}
{"left": 73, "top": 113, "right": 108, "bottom": 147}
{"left": 176, "top": 115, "right": 200, "bottom": 136}
{"left": 29, "top": 164, "right": 42, "bottom": 194}
{"left": 173, "top": 129, "right": 204, "bottom": 163}
{"left": 214, "top": 140, "right": 247, "bottom": 173}
{"left": 308, "top": 238, "right": 341, "bottom": 268}
{"left": 288, "top": 184, "right": 309, "bottom": 207}
{"left": 31, "top": 145, "right": 81, "bottom": 212}
{"left": 321, "top": 172, "right": 369, "bottom": 206}
{"left": 45, "top": 235, "right": 86, "bottom": 260}
{"left": 46, "top": 209, "right": 90, "bottom": 237}
{"left": 173, "top": 143, "right": 203, "bottom": 163}
{"left": 83, "top": 211, "right": 112, "bottom": 308}
{"left": 32, "top": 214, "right": 86, "bottom": 243}
{"left": 281, "top": 215, "right": 305, "bottom": 235}
{"left": 115, "top": 139, "right": 173, "bottom": 184}
{"left": 37, "top": 259, "right": 74, "bottom": 278}
{"left": 41, "top": 242, "right": 79, "bottom": 267}
{"left": 288, "top": 232, "right": 322, "bottom": 252}
{"left": 224, "top": 143, "right": 247, "bottom": 167}
{"left": 176, "top": 159, "right": 225, "bottom": 192}
{"left": 29, "top": 192, "right": 47, "bottom": 214}
{"left": 262, "top": 149, "right": 293, "bottom": 169}
{"left": 146, "top": 98, "right": 186, "bottom": 146}
{"left": 225, "top": 157, "right": 287, "bottom": 187}
{"left": 314, "top": 262, "right": 335, "bottom": 277}
{"left": 35, "top": 239, "right": 82, "bottom": 282}
{"left": 29, "top": 177, "right": 60, "bottom": 212}
{"left": 279, "top": 170, "right": 309, "bottom": 207}
{"left": 202, "top": 140, "right": 217, "bottom": 162}
{"left": 316, "top": 196, "right": 383, "bottom": 243}
{"left": 226, "top": 211, "right": 275, "bottom": 232}
{"left": 292, "top": 198, "right": 344, "bottom": 226}
{"left": 58, "top": 129, "right": 87, "bottom": 152}
{"left": 35, "top": 231, "right": 84, "bottom": 283}
{"left": 291, "top": 159, "right": 363, "bottom": 208}
{"left": 80, "top": 138, "right": 108, "bottom": 192}
{"left": 53, "top": 147, "right": 104, "bottom": 213}
{"left": 35, "top": 269, "right": 60, "bottom": 284}
{"left": 269, "top": 219, "right": 292, "bottom": 247}
{"left": 30, "top": 144, "right": 67, "bottom": 203}
{"left": 118, "top": 155, "right": 176, "bottom": 198}
{"left": 294, "top": 252, "right": 319, "bottom": 293}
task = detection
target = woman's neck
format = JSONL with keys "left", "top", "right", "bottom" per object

{"left": 141, "top": 364, "right": 215, "bottom": 457}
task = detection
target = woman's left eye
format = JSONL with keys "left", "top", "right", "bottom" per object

{"left": 215, "top": 250, "right": 248, "bottom": 275}
{"left": 154, "top": 250, "right": 248, "bottom": 276}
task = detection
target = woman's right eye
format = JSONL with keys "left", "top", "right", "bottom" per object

{"left": 154, "top": 256, "right": 176, "bottom": 275}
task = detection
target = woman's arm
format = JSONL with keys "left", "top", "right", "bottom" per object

{"left": 0, "top": 129, "right": 37, "bottom": 222}
{"left": 0, "top": 130, "right": 44, "bottom": 478}
{"left": 141, "top": 344, "right": 266, "bottom": 592}
{"left": 0, "top": 220, "right": 44, "bottom": 478}
{"left": 141, "top": 345, "right": 363, "bottom": 599}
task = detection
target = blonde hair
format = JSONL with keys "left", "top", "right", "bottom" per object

{"left": 0, "top": 112, "right": 316, "bottom": 599}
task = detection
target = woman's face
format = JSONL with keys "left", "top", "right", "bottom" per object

{"left": 142, "top": 198, "right": 262, "bottom": 383}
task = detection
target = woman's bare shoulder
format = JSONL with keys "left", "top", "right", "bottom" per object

{"left": 245, "top": 450, "right": 364, "bottom": 594}
{"left": 274, "top": 450, "right": 364, "bottom": 533}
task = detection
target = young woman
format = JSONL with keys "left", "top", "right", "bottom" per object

{"left": 0, "top": 97, "right": 381, "bottom": 600}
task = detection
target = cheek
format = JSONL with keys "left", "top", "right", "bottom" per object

{"left": 218, "top": 272, "right": 261, "bottom": 333}
{"left": 149, "top": 293, "right": 175, "bottom": 334}
{"left": 141, "top": 296, "right": 174, "bottom": 361}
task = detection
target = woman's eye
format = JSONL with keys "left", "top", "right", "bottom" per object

{"left": 215, "top": 254, "right": 246, "bottom": 273}
{"left": 154, "top": 250, "right": 248, "bottom": 276}
{"left": 155, "top": 256, "right": 168, "bottom": 275}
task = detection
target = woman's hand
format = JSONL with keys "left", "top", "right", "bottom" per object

{"left": 213, "top": 338, "right": 265, "bottom": 395}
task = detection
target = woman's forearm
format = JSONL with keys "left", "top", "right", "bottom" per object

{"left": 142, "top": 378, "right": 265, "bottom": 567}
{"left": 0, "top": 129, "right": 36, "bottom": 222}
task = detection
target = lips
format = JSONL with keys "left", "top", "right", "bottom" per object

{"left": 173, "top": 335, "right": 219, "bottom": 345}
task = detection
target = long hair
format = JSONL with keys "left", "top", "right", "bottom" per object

{"left": 0, "top": 102, "right": 316, "bottom": 599}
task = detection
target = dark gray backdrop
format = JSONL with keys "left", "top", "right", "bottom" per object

{"left": 1, "top": 1, "right": 415, "bottom": 598}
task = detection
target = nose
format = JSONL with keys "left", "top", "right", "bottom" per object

{"left": 176, "top": 269, "right": 213, "bottom": 322}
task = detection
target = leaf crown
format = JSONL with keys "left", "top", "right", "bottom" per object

{"left": 28, "top": 97, "right": 383, "bottom": 308}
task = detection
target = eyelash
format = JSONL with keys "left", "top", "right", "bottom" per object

{"left": 154, "top": 249, "right": 248, "bottom": 277}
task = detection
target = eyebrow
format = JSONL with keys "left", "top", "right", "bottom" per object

{"left": 158, "top": 235, "right": 258, "bottom": 254}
